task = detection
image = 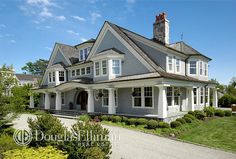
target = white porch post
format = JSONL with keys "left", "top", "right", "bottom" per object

{"left": 30, "top": 95, "right": 34, "bottom": 108}
{"left": 157, "top": 85, "right": 167, "bottom": 119}
{"left": 108, "top": 88, "right": 116, "bottom": 114}
{"left": 213, "top": 88, "right": 218, "bottom": 107}
{"left": 44, "top": 92, "right": 50, "bottom": 109}
{"left": 55, "top": 91, "right": 62, "bottom": 110}
{"left": 86, "top": 89, "right": 94, "bottom": 113}
{"left": 55, "top": 70, "right": 60, "bottom": 86}
{"left": 187, "top": 87, "right": 194, "bottom": 111}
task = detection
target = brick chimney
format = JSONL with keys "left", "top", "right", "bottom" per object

{"left": 153, "top": 12, "right": 169, "bottom": 45}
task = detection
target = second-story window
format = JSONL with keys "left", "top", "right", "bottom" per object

{"left": 168, "top": 56, "right": 173, "bottom": 72}
{"left": 204, "top": 63, "right": 208, "bottom": 76}
{"left": 95, "top": 62, "right": 100, "bottom": 76}
{"left": 199, "top": 61, "right": 203, "bottom": 75}
{"left": 79, "top": 47, "right": 91, "bottom": 61}
{"left": 176, "top": 59, "right": 180, "bottom": 73}
{"left": 86, "top": 67, "right": 91, "bottom": 74}
{"left": 48, "top": 72, "right": 52, "bottom": 83}
{"left": 71, "top": 70, "right": 75, "bottom": 77}
{"left": 189, "top": 61, "right": 197, "bottom": 75}
{"left": 102, "top": 60, "right": 107, "bottom": 75}
{"left": 59, "top": 71, "right": 65, "bottom": 81}
{"left": 112, "top": 60, "right": 121, "bottom": 75}
{"left": 79, "top": 50, "right": 84, "bottom": 61}
{"left": 52, "top": 72, "right": 55, "bottom": 82}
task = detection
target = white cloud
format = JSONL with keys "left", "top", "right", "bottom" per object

{"left": 45, "top": 46, "right": 52, "bottom": 51}
{"left": 26, "top": 0, "right": 57, "bottom": 7}
{"left": 90, "top": 12, "right": 101, "bottom": 24}
{"left": 0, "top": 24, "right": 6, "bottom": 28}
{"left": 80, "top": 38, "right": 87, "bottom": 42}
{"left": 67, "top": 30, "right": 79, "bottom": 36}
{"left": 72, "top": 16, "right": 86, "bottom": 22}
{"left": 55, "top": 15, "right": 66, "bottom": 21}
{"left": 39, "top": 7, "right": 53, "bottom": 17}
{"left": 10, "top": 40, "right": 16, "bottom": 43}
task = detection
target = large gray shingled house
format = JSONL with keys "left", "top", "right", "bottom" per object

{"left": 31, "top": 13, "right": 218, "bottom": 121}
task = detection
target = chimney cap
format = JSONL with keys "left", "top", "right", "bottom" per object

{"left": 155, "top": 12, "right": 167, "bottom": 22}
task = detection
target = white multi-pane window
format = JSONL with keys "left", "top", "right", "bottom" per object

{"left": 174, "top": 87, "right": 180, "bottom": 105}
{"left": 59, "top": 71, "right": 65, "bottom": 81}
{"left": 102, "top": 60, "right": 107, "bottom": 75}
{"left": 205, "top": 88, "right": 209, "bottom": 103}
{"left": 200, "top": 61, "right": 203, "bottom": 75}
{"left": 86, "top": 67, "right": 91, "bottom": 74}
{"left": 132, "top": 87, "right": 153, "bottom": 108}
{"left": 71, "top": 70, "right": 75, "bottom": 77}
{"left": 95, "top": 62, "right": 100, "bottom": 76}
{"left": 79, "top": 47, "right": 91, "bottom": 61}
{"left": 61, "top": 92, "right": 65, "bottom": 105}
{"left": 167, "top": 87, "right": 172, "bottom": 106}
{"left": 48, "top": 72, "right": 52, "bottom": 83}
{"left": 102, "top": 89, "right": 118, "bottom": 107}
{"left": 76, "top": 69, "right": 80, "bottom": 76}
{"left": 79, "top": 50, "right": 84, "bottom": 61}
{"left": 81, "top": 68, "right": 85, "bottom": 75}
{"left": 112, "top": 59, "right": 121, "bottom": 75}
{"left": 193, "top": 88, "right": 197, "bottom": 105}
{"left": 168, "top": 56, "right": 173, "bottom": 71}
{"left": 204, "top": 63, "right": 208, "bottom": 76}
{"left": 133, "top": 88, "right": 142, "bottom": 107}
{"left": 200, "top": 87, "right": 204, "bottom": 104}
{"left": 189, "top": 61, "right": 197, "bottom": 75}
{"left": 52, "top": 72, "right": 55, "bottom": 82}
{"left": 176, "top": 59, "right": 180, "bottom": 73}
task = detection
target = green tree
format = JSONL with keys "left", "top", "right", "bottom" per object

{"left": 21, "top": 59, "right": 48, "bottom": 75}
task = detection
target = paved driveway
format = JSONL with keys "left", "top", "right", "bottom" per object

{"left": 13, "top": 114, "right": 236, "bottom": 159}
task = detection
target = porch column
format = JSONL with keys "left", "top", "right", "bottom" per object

{"left": 213, "top": 88, "right": 218, "bottom": 107}
{"left": 44, "top": 92, "right": 50, "bottom": 109}
{"left": 108, "top": 88, "right": 116, "bottom": 114}
{"left": 187, "top": 87, "right": 194, "bottom": 111}
{"left": 157, "top": 85, "right": 167, "bottom": 119}
{"left": 55, "top": 91, "right": 62, "bottom": 110}
{"left": 30, "top": 95, "right": 34, "bottom": 108}
{"left": 86, "top": 89, "right": 94, "bottom": 113}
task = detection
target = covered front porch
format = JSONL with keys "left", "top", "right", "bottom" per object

{"left": 30, "top": 77, "right": 218, "bottom": 120}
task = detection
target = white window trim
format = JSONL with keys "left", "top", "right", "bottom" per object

{"left": 101, "top": 60, "right": 108, "bottom": 76}
{"left": 71, "top": 70, "right": 76, "bottom": 77}
{"left": 189, "top": 60, "right": 197, "bottom": 75}
{"left": 48, "top": 71, "right": 56, "bottom": 83}
{"left": 94, "top": 60, "right": 107, "bottom": 77}
{"left": 200, "top": 87, "right": 205, "bottom": 105}
{"left": 102, "top": 89, "right": 118, "bottom": 107}
{"left": 94, "top": 61, "right": 101, "bottom": 77}
{"left": 166, "top": 87, "right": 180, "bottom": 107}
{"left": 199, "top": 61, "right": 203, "bottom": 76}
{"left": 111, "top": 59, "right": 122, "bottom": 76}
{"left": 204, "top": 63, "right": 208, "bottom": 77}
{"left": 81, "top": 68, "right": 86, "bottom": 75}
{"left": 175, "top": 58, "right": 181, "bottom": 73}
{"left": 76, "top": 69, "right": 80, "bottom": 76}
{"left": 132, "top": 87, "right": 154, "bottom": 109}
{"left": 59, "top": 71, "right": 65, "bottom": 82}
{"left": 86, "top": 67, "right": 91, "bottom": 75}
{"left": 167, "top": 56, "right": 174, "bottom": 73}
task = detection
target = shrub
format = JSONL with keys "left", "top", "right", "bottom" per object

{"left": 184, "top": 114, "right": 195, "bottom": 120}
{"left": 170, "top": 121, "right": 182, "bottom": 128}
{"left": 224, "top": 110, "right": 232, "bottom": 116}
{"left": 122, "top": 116, "right": 128, "bottom": 123}
{"left": 82, "top": 147, "right": 105, "bottom": 159}
{"left": 27, "top": 113, "right": 67, "bottom": 147}
{"left": 100, "top": 115, "right": 109, "bottom": 121}
{"left": 188, "top": 111, "right": 195, "bottom": 116}
{"left": 182, "top": 117, "right": 192, "bottom": 123}
{"left": 218, "top": 94, "right": 236, "bottom": 107}
{"left": 127, "top": 118, "right": 137, "bottom": 125}
{"left": 137, "top": 118, "right": 148, "bottom": 125}
{"left": 194, "top": 110, "right": 206, "bottom": 120}
{"left": 79, "top": 114, "right": 91, "bottom": 122}
{"left": 215, "top": 109, "right": 225, "bottom": 117}
{"left": 203, "top": 106, "right": 215, "bottom": 117}
{"left": 63, "top": 121, "right": 111, "bottom": 159}
{"left": 2, "top": 127, "right": 15, "bottom": 136}
{"left": 93, "top": 116, "right": 100, "bottom": 122}
{"left": 0, "top": 134, "right": 21, "bottom": 153}
{"left": 176, "top": 118, "right": 186, "bottom": 124}
{"left": 111, "top": 116, "right": 122, "bottom": 123}
{"left": 158, "top": 121, "right": 170, "bottom": 128}
{"left": 147, "top": 120, "right": 159, "bottom": 129}
{"left": 3, "top": 146, "right": 68, "bottom": 159}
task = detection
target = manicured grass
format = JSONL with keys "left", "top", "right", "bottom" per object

{"left": 178, "top": 116, "right": 236, "bottom": 152}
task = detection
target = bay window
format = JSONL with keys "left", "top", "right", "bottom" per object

{"left": 48, "top": 72, "right": 52, "bottom": 83}
{"left": 102, "top": 60, "right": 107, "bottom": 75}
{"left": 132, "top": 87, "right": 153, "bottom": 108}
{"left": 176, "top": 59, "right": 180, "bottom": 73}
{"left": 189, "top": 61, "right": 197, "bottom": 75}
{"left": 59, "top": 71, "right": 65, "bottom": 81}
{"left": 95, "top": 62, "right": 100, "bottom": 76}
{"left": 76, "top": 69, "right": 80, "bottom": 76}
{"left": 200, "top": 61, "right": 203, "bottom": 75}
{"left": 71, "top": 70, "right": 75, "bottom": 77}
{"left": 204, "top": 63, "right": 208, "bottom": 76}
{"left": 86, "top": 67, "right": 91, "bottom": 74}
{"left": 200, "top": 87, "right": 204, "bottom": 104}
{"left": 205, "top": 88, "right": 209, "bottom": 104}
{"left": 52, "top": 72, "right": 55, "bottom": 82}
{"left": 81, "top": 68, "right": 85, "bottom": 75}
{"left": 168, "top": 56, "right": 173, "bottom": 71}
{"left": 112, "top": 59, "right": 121, "bottom": 75}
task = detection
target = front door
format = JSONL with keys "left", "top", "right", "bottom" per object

{"left": 77, "top": 91, "right": 88, "bottom": 111}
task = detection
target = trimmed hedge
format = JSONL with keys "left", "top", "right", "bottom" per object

{"left": 188, "top": 111, "right": 195, "bottom": 116}
{"left": 122, "top": 116, "right": 128, "bottom": 123}
{"left": 184, "top": 114, "right": 195, "bottom": 120}
{"left": 224, "top": 110, "right": 232, "bottom": 116}
{"left": 194, "top": 110, "right": 206, "bottom": 120}
{"left": 203, "top": 106, "right": 215, "bottom": 117}
{"left": 215, "top": 109, "right": 225, "bottom": 117}
{"left": 101, "top": 115, "right": 109, "bottom": 121}
{"left": 218, "top": 94, "right": 236, "bottom": 107}
{"left": 170, "top": 121, "right": 182, "bottom": 128}
{"left": 158, "top": 121, "right": 170, "bottom": 128}
{"left": 127, "top": 118, "right": 137, "bottom": 125}
{"left": 137, "top": 118, "right": 148, "bottom": 125}
{"left": 111, "top": 116, "right": 122, "bottom": 123}
{"left": 176, "top": 118, "right": 186, "bottom": 124}
{"left": 182, "top": 117, "right": 192, "bottom": 123}
{"left": 147, "top": 120, "right": 159, "bottom": 129}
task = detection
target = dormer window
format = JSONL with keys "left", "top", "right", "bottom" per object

{"left": 175, "top": 59, "right": 180, "bottom": 73}
{"left": 79, "top": 47, "right": 91, "bottom": 61}
{"left": 112, "top": 59, "right": 121, "bottom": 75}
{"left": 167, "top": 56, "right": 173, "bottom": 72}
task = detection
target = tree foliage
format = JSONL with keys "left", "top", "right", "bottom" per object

{"left": 21, "top": 59, "right": 48, "bottom": 75}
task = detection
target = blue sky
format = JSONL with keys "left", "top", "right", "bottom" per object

{"left": 0, "top": 0, "right": 235, "bottom": 84}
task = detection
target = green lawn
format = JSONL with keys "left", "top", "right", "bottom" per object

{"left": 178, "top": 116, "right": 236, "bottom": 152}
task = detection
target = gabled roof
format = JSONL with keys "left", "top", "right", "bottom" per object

{"left": 56, "top": 43, "right": 79, "bottom": 64}
{"left": 15, "top": 74, "right": 42, "bottom": 81}
{"left": 169, "top": 41, "right": 211, "bottom": 60}
{"left": 74, "top": 38, "right": 96, "bottom": 48}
